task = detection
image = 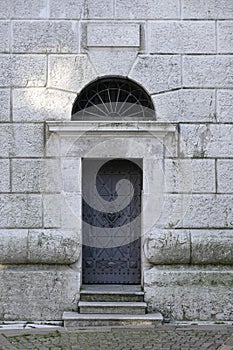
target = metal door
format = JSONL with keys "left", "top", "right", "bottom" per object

{"left": 82, "top": 159, "right": 142, "bottom": 284}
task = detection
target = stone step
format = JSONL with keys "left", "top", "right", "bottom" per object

{"left": 80, "top": 291, "right": 144, "bottom": 302}
{"left": 78, "top": 301, "right": 147, "bottom": 314}
{"left": 80, "top": 284, "right": 144, "bottom": 302}
{"left": 63, "top": 312, "right": 163, "bottom": 328}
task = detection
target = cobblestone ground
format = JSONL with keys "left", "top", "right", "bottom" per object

{"left": 0, "top": 325, "right": 233, "bottom": 350}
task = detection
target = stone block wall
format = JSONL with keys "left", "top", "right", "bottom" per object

{"left": 0, "top": 0, "right": 233, "bottom": 321}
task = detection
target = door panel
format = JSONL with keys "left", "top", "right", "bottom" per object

{"left": 82, "top": 159, "right": 142, "bottom": 284}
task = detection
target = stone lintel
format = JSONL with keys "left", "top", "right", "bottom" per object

{"left": 47, "top": 121, "right": 177, "bottom": 136}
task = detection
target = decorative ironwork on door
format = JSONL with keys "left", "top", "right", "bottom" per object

{"left": 82, "top": 159, "right": 142, "bottom": 284}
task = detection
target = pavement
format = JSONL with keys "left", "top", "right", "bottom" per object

{"left": 0, "top": 324, "right": 233, "bottom": 350}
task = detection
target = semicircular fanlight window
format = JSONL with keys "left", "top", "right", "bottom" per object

{"left": 72, "top": 78, "right": 155, "bottom": 120}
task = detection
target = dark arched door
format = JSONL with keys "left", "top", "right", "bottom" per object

{"left": 82, "top": 159, "right": 142, "bottom": 284}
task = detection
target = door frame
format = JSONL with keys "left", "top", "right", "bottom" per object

{"left": 47, "top": 120, "right": 177, "bottom": 290}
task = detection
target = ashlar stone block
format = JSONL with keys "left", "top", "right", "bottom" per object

{"left": 144, "top": 229, "right": 190, "bottom": 264}
{"left": 191, "top": 230, "right": 233, "bottom": 265}
{"left": 217, "top": 90, "right": 233, "bottom": 122}
{"left": 0, "top": 0, "right": 47, "bottom": 19}
{"left": 11, "top": 124, "right": 44, "bottom": 157}
{"left": 88, "top": 48, "right": 138, "bottom": 76}
{"left": 217, "top": 160, "right": 233, "bottom": 193}
{"left": 156, "top": 194, "right": 233, "bottom": 229}
{"left": 0, "top": 230, "right": 28, "bottom": 263}
{"left": 115, "top": 0, "right": 180, "bottom": 19}
{"left": 0, "top": 55, "right": 46, "bottom": 87}
{"left": 87, "top": 23, "right": 140, "bottom": 47}
{"left": 180, "top": 124, "right": 233, "bottom": 158}
{"left": 0, "top": 89, "right": 10, "bottom": 121}
{"left": 182, "top": 0, "right": 233, "bottom": 19}
{"left": 0, "top": 124, "right": 12, "bottom": 157}
{"left": 0, "top": 266, "right": 80, "bottom": 320}
{"left": 12, "top": 158, "right": 63, "bottom": 194}
{"left": 153, "top": 89, "right": 215, "bottom": 122}
{"left": 0, "top": 124, "right": 44, "bottom": 157}
{"left": 183, "top": 56, "right": 233, "bottom": 88}
{"left": 165, "top": 159, "right": 215, "bottom": 193}
{"left": 0, "top": 194, "right": 42, "bottom": 228}
{"left": 28, "top": 229, "right": 81, "bottom": 264}
{"left": 181, "top": 194, "right": 233, "bottom": 228}
{"left": 0, "top": 159, "right": 10, "bottom": 192}
{"left": 48, "top": 54, "right": 97, "bottom": 93}
{"left": 218, "top": 21, "right": 233, "bottom": 53}
{"left": 13, "top": 21, "right": 79, "bottom": 53}
{"left": 144, "top": 266, "right": 233, "bottom": 320}
{"left": 0, "top": 22, "right": 10, "bottom": 52}
{"left": 150, "top": 21, "right": 216, "bottom": 53}
{"left": 129, "top": 55, "right": 181, "bottom": 94}
{"left": 13, "top": 88, "right": 76, "bottom": 122}
{"left": 50, "top": 0, "right": 114, "bottom": 19}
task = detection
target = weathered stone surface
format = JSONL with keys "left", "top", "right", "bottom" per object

{"left": 50, "top": 0, "right": 114, "bottom": 18}
{"left": 182, "top": 0, "right": 233, "bottom": 19}
{"left": 115, "top": 0, "right": 179, "bottom": 19}
{"left": 150, "top": 21, "right": 216, "bottom": 53}
{"left": 129, "top": 55, "right": 181, "bottom": 93}
{"left": 191, "top": 230, "right": 233, "bottom": 264}
{"left": 153, "top": 89, "right": 215, "bottom": 122}
{"left": 144, "top": 229, "right": 233, "bottom": 266}
{"left": 0, "top": 125, "right": 11, "bottom": 156}
{"left": 28, "top": 229, "right": 81, "bottom": 264}
{"left": 13, "top": 88, "right": 76, "bottom": 121}
{"left": 87, "top": 23, "right": 140, "bottom": 47}
{"left": 0, "top": 22, "right": 10, "bottom": 52}
{"left": 180, "top": 124, "right": 233, "bottom": 158}
{"left": 0, "top": 230, "right": 28, "bottom": 263}
{"left": 10, "top": 124, "right": 44, "bottom": 157}
{"left": 217, "top": 160, "right": 233, "bottom": 193}
{"left": 217, "top": 90, "right": 233, "bottom": 122}
{"left": 144, "top": 229, "right": 190, "bottom": 264}
{"left": 13, "top": 21, "right": 79, "bottom": 53}
{"left": 0, "top": 229, "right": 81, "bottom": 264}
{"left": 218, "top": 21, "right": 233, "bottom": 53}
{"left": 11, "top": 156, "right": 61, "bottom": 193}
{"left": 164, "top": 132, "right": 178, "bottom": 158}
{"left": 0, "top": 89, "right": 10, "bottom": 121}
{"left": 43, "top": 193, "right": 81, "bottom": 229}
{"left": 144, "top": 266, "right": 233, "bottom": 320}
{"left": 181, "top": 195, "right": 233, "bottom": 228}
{"left": 0, "top": 266, "right": 80, "bottom": 320}
{"left": 88, "top": 49, "right": 138, "bottom": 76}
{"left": 48, "top": 54, "right": 97, "bottom": 93}
{"left": 157, "top": 194, "right": 233, "bottom": 229}
{"left": 62, "top": 158, "right": 81, "bottom": 193}
{"left": 183, "top": 56, "right": 233, "bottom": 88}
{"left": 165, "top": 159, "right": 215, "bottom": 193}
{"left": 0, "top": 0, "right": 47, "bottom": 19}
{"left": 43, "top": 194, "right": 61, "bottom": 228}
{"left": 0, "top": 195, "right": 42, "bottom": 228}
{"left": 0, "top": 55, "right": 46, "bottom": 87}
{"left": 12, "top": 159, "right": 42, "bottom": 192}
{"left": 0, "top": 159, "right": 10, "bottom": 192}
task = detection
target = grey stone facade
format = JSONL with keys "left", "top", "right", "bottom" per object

{"left": 0, "top": 0, "right": 232, "bottom": 321}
